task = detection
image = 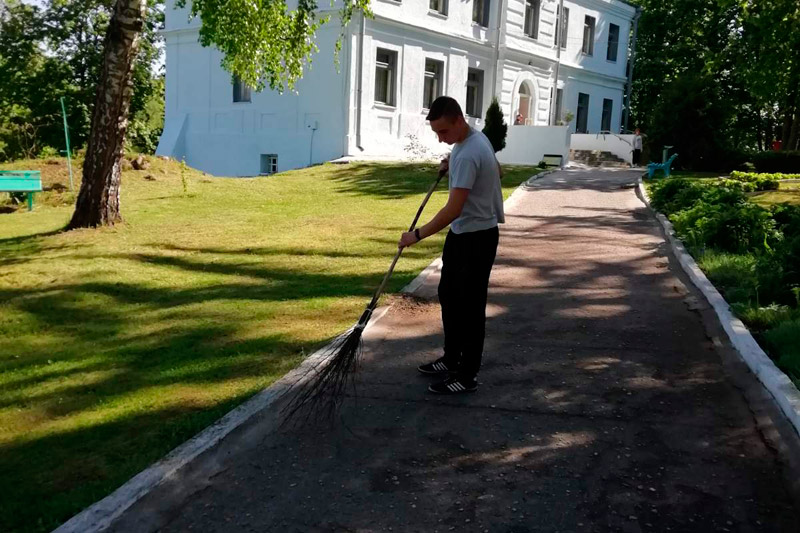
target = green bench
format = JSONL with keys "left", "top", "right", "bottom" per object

{"left": 0, "top": 170, "right": 43, "bottom": 211}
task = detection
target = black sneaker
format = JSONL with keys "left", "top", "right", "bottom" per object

{"left": 428, "top": 376, "right": 477, "bottom": 394}
{"left": 417, "top": 357, "right": 456, "bottom": 375}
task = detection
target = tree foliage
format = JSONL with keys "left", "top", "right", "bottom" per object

{"left": 177, "top": 0, "right": 372, "bottom": 93}
{"left": 0, "top": 0, "right": 164, "bottom": 161}
{"left": 629, "top": 0, "right": 800, "bottom": 166}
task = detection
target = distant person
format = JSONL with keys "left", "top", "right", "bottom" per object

{"left": 514, "top": 111, "right": 524, "bottom": 125}
{"left": 632, "top": 128, "right": 644, "bottom": 166}
{"left": 772, "top": 138, "right": 783, "bottom": 151}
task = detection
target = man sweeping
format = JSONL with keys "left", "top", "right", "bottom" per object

{"left": 398, "top": 96, "right": 503, "bottom": 395}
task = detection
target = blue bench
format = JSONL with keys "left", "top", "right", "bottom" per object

{"left": 0, "top": 170, "right": 42, "bottom": 211}
{"left": 647, "top": 153, "right": 678, "bottom": 178}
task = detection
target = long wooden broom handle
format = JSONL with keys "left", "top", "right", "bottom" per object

{"left": 359, "top": 169, "right": 447, "bottom": 324}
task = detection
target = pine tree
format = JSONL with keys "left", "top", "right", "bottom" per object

{"left": 482, "top": 97, "right": 507, "bottom": 153}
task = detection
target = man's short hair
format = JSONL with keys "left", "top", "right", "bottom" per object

{"left": 426, "top": 96, "right": 463, "bottom": 122}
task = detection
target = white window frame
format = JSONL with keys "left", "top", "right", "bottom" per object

{"left": 466, "top": 68, "right": 484, "bottom": 118}
{"left": 423, "top": 59, "right": 444, "bottom": 110}
{"left": 601, "top": 98, "right": 613, "bottom": 132}
{"left": 576, "top": 92, "right": 590, "bottom": 133}
{"left": 374, "top": 48, "right": 397, "bottom": 107}
{"left": 524, "top": 0, "right": 541, "bottom": 39}
{"left": 260, "top": 154, "right": 278, "bottom": 175}
{"left": 233, "top": 76, "right": 251, "bottom": 103}
{"left": 473, "top": 0, "right": 490, "bottom": 27}
{"left": 556, "top": 6, "right": 569, "bottom": 49}
{"left": 582, "top": 15, "right": 595, "bottom": 56}
{"left": 429, "top": 0, "right": 447, "bottom": 16}
{"left": 607, "top": 23, "right": 620, "bottom": 62}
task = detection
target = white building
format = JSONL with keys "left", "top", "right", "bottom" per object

{"left": 157, "top": 0, "right": 638, "bottom": 176}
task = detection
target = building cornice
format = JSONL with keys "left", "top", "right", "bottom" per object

{"left": 371, "top": 13, "right": 496, "bottom": 51}
{"left": 560, "top": 61, "right": 628, "bottom": 86}
{"left": 565, "top": 0, "right": 637, "bottom": 20}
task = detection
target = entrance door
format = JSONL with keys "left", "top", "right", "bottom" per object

{"left": 517, "top": 83, "right": 533, "bottom": 125}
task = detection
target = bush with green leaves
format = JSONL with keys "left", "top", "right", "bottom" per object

{"left": 671, "top": 199, "right": 778, "bottom": 254}
{"left": 728, "top": 171, "right": 800, "bottom": 191}
{"left": 763, "top": 319, "right": 800, "bottom": 386}
{"left": 648, "top": 178, "right": 707, "bottom": 215}
{"left": 718, "top": 178, "right": 756, "bottom": 192}
{"left": 752, "top": 151, "right": 800, "bottom": 173}
{"left": 482, "top": 97, "right": 507, "bottom": 153}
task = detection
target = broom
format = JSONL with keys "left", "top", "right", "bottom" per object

{"left": 281, "top": 167, "right": 448, "bottom": 423}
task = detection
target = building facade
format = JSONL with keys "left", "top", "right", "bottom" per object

{"left": 157, "top": 0, "right": 637, "bottom": 176}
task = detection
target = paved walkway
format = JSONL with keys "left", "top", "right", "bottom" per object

{"left": 110, "top": 169, "right": 799, "bottom": 532}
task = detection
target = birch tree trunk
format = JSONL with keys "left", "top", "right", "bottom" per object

{"left": 67, "top": 0, "right": 145, "bottom": 229}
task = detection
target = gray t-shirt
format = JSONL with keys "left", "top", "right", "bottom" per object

{"left": 448, "top": 127, "right": 504, "bottom": 234}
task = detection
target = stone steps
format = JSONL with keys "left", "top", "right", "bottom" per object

{"left": 569, "top": 149, "right": 629, "bottom": 167}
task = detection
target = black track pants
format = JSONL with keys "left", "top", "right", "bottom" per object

{"left": 438, "top": 226, "right": 499, "bottom": 379}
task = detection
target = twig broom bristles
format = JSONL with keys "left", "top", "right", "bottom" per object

{"left": 281, "top": 168, "right": 447, "bottom": 423}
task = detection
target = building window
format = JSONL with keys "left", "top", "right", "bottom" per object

{"left": 555, "top": 88, "right": 564, "bottom": 124}
{"left": 374, "top": 48, "right": 397, "bottom": 106}
{"left": 473, "top": 0, "right": 490, "bottom": 26}
{"left": 429, "top": 0, "right": 447, "bottom": 16}
{"left": 260, "top": 154, "right": 278, "bottom": 175}
{"left": 233, "top": 76, "right": 251, "bottom": 103}
{"left": 423, "top": 59, "right": 443, "bottom": 110}
{"left": 582, "top": 16, "right": 595, "bottom": 55}
{"left": 576, "top": 92, "right": 589, "bottom": 133}
{"left": 516, "top": 82, "right": 533, "bottom": 125}
{"left": 601, "top": 98, "right": 613, "bottom": 131}
{"left": 555, "top": 6, "right": 569, "bottom": 49}
{"left": 524, "top": 0, "right": 540, "bottom": 39}
{"left": 607, "top": 23, "right": 619, "bottom": 62}
{"left": 466, "top": 68, "right": 484, "bottom": 118}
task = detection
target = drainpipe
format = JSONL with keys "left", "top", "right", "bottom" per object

{"left": 355, "top": 13, "right": 366, "bottom": 150}
{"left": 622, "top": 7, "right": 641, "bottom": 133}
{"left": 549, "top": 0, "right": 565, "bottom": 125}
{"left": 491, "top": 0, "right": 507, "bottom": 103}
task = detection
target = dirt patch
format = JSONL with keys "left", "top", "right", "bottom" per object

{"left": 386, "top": 292, "right": 438, "bottom": 314}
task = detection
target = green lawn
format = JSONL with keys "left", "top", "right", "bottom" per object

{"left": 750, "top": 181, "right": 800, "bottom": 207}
{"left": 0, "top": 156, "right": 539, "bottom": 532}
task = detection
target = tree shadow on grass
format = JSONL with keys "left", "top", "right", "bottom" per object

{"left": 0, "top": 265, "right": 379, "bottom": 532}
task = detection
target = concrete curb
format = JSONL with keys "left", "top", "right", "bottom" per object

{"left": 53, "top": 304, "right": 392, "bottom": 533}
{"left": 55, "top": 169, "right": 554, "bottom": 532}
{"left": 637, "top": 178, "right": 800, "bottom": 438}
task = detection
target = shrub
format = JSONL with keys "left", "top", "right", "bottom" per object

{"left": 537, "top": 160, "right": 548, "bottom": 169}
{"left": 751, "top": 151, "right": 800, "bottom": 173}
{"left": 649, "top": 178, "right": 707, "bottom": 215}
{"left": 37, "top": 145, "right": 59, "bottom": 159}
{"left": 697, "top": 250, "right": 757, "bottom": 304}
{"left": 482, "top": 97, "right": 507, "bottom": 153}
{"left": 770, "top": 204, "right": 800, "bottom": 239}
{"left": 763, "top": 320, "right": 800, "bottom": 385}
{"left": 719, "top": 179, "right": 756, "bottom": 192}
{"left": 671, "top": 200, "right": 777, "bottom": 254}
{"left": 729, "top": 171, "right": 799, "bottom": 191}
{"left": 733, "top": 303, "right": 798, "bottom": 332}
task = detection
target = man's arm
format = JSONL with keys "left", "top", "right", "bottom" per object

{"left": 398, "top": 187, "right": 470, "bottom": 248}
